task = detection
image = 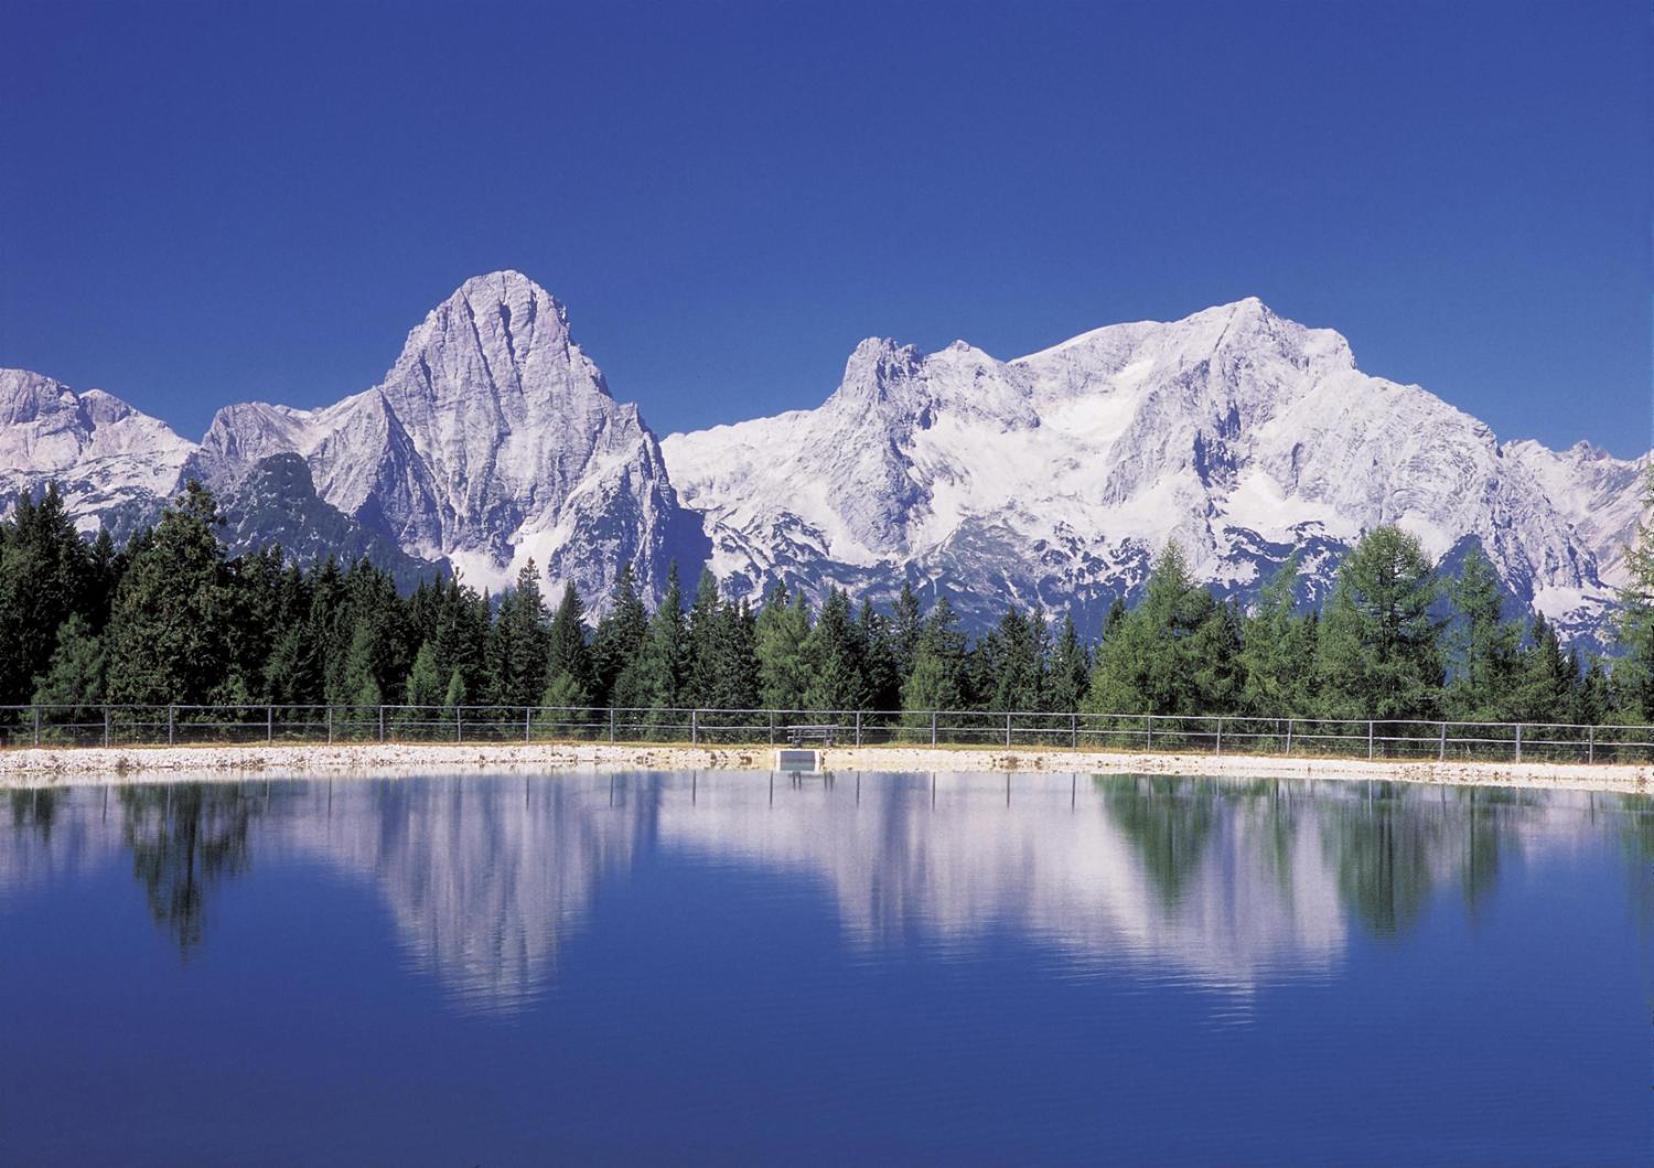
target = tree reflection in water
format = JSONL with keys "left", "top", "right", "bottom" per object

{"left": 118, "top": 783, "right": 258, "bottom": 955}
{"left": 9, "top": 787, "right": 61, "bottom": 841}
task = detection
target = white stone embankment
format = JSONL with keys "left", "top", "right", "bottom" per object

{"left": 0, "top": 741, "right": 1644, "bottom": 794}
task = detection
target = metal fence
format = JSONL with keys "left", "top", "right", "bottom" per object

{"left": 0, "top": 704, "right": 1651, "bottom": 765}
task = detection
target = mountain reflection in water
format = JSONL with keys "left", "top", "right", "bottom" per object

{"left": 1, "top": 772, "right": 1644, "bottom": 1015}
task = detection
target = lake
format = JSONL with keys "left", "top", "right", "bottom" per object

{"left": 1, "top": 771, "right": 1648, "bottom": 1166}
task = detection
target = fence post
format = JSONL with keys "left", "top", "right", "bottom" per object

{"left": 102, "top": 706, "right": 110, "bottom": 748}
{"left": 1438, "top": 721, "right": 1446, "bottom": 762}
{"left": 267, "top": 705, "right": 274, "bottom": 744}
{"left": 609, "top": 707, "right": 616, "bottom": 744}
{"left": 524, "top": 706, "right": 531, "bottom": 744}
{"left": 1514, "top": 723, "right": 1522, "bottom": 764}
{"left": 326, "top": 706, "right": 333, "bottom": 745}
{"left": 380, "top": 705, "right": 387, "bottom": 744}
{"left": 32, "top": 705, "right": 39, "bottom": 748}
{"left": 167, "top": 704, "right": 175, "bottom": 747}
{"left": 455, "top": 706, "right": 461, "bottom": 744}
{"left": 854, "top": 710, "right": 862, "bottom": 748}
{"left": 1285, "top": 717, "right": 1294, "bottom": 756}
{"left": 1214, "top": 717, "right": 1222, "bottom": 755}
{"left": 930, "top": 711, "right": 938, "bottom": 747}
{"left": 1005, "top": 713, "right": 1012, "bottom": 748}
{"left": 1071, "top": 712, "right": 1078, "bottom": 749}
{"left": 691, "top": 709, "right": 699, "bottom": 746}
{"left": 1367, "top": 720, "right": 1374, "bottom": 760}
{"left": 1587, "top": 724, "right": 1594, "bottom": 765}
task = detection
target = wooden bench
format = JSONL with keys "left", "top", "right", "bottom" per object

{"left": 786, "top": 724, "right": 840, "bottom": 747}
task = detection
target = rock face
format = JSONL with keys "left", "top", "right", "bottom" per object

{"left": 1, "top": 283, "right": 1646, "bottom": 642}
{"left": 0, "top": 368, "right": 194, "bottom": 540}
{"left": 196, "top": 270, "right": 708, "bottom": 601}
{"left": 663, "top": 298, "right": 1647, "bottom": 641}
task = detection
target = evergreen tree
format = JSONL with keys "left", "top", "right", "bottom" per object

{"left": 542, "top": 583, "right": 594, "bottom": 710}
{"left": 755, "top": 585, "right": 812, "bottom": 710}
{"left": 31, "top": 613, "right": 106, "bottom": 727}
{"left": 902, "top": 598, "right": 967, "bottom": 722}
{"left": 801, "top": 588, "right": 868, "bottom": 712}
{"left": 1084, "top": 544, "right": 1208, "bottom": 715}
{"left": 1444, "top": 546, "right": 1522, "bottom": 720}
{"left": 988, "top": 607, "right": 1046, "bottom": 712}
{"left": 1511, "top": 614, "right": 1576, "bottom": 724}
{"left": 404, "top": 641, "right": 444, "bottom": 709}
{"left": 1614, "top": 465, "right": 1654, "bottom": 721}
{"left": 682, "top": 569, "right": 723, "bottom": 708}
{"left": 591, "top": 564, "right": 648, "bottom": 706}
{"left": 486, "top": 561, "right": 551, "bottom": 707}
{"left": 890, "top": 582, "right": 925, "bottom": 683}
{"left": 618, "top": 564, "right": 685, "bottom": 722}
{"left": 1315, "top": 526, "right": 1443, "bottom": 720}
{"left": 1046, "top": 613, "right": 1091, "bottom": 713}
{"left": 105, "top": 482, "right": 232, "bottom": 707}
{"left": 0, "top": 484, "right": 95, "bottom": 706}
{"left": 1239, "top": 557, "right": 1317, "bottom": 714}
{"left": 857, "top": 599, "right": 902, "bottom": 712}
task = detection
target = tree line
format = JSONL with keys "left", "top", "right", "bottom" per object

{"left": 3, "top": 478, "right": 1653, "bottom": 727}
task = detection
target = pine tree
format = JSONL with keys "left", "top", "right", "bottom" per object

{"left": 1046, "top": 613, "right": 1091, "bottom": 713}
{"left": 0, "top": 483, "right": 96, "bottom": 706}
{"left": 591, "top": 564, "right": 648, "bottom": 706}
{"left": 857, "top": 600, "right": 902, "bottom": 712}
{"left": 801, "top": 589, "right": 868, "bottom": 713}
{"left": 105, "top": 482, "right": 232, "bottom": 708}
{"left": 1444, "top": 546, "right": 1522, "bottom": 720}
{"left": 1239, "top": 557, "right": 1317, "bottom": 715}
{"left": 1511, "top": 614, "right": 1576, "bottom": 723}
{"left": 486, "top": 561, "right": 551, "bottom": 707}
{"left": 31, "top": 613, "right": 106, "bottom": 734}
{"left": 1315, "top": 527, "right": 1443, "bottom": 720}
{"left": 619, "top": 564, "right": 685, "bottom": 724}
{"left": 683, "top": 569, "right": 723, "bottom": 709}
{"left": 542, "top": 583, "right": 594, "bottom": 711}
{"left": 1614, "top": 464, "right": 1654, "bottom": 721}
{"left": 902, "top": 598, "right": 967, "bottom": 725}
{"left": 987, "top": 607, "right": 1046, "bottom": 712}
{"left": 1084, "top": 543, "right": 1207, "bottom": 715}
{"left": 755, "top": 585, "right": 811, "bottom": 711}
{"left": 890, "top": 581, "right": 925, "bottom": 683}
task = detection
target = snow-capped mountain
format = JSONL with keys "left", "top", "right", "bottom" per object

{"left": 664, "top": 298, "right": 1646, "bottom": 640}
{"left": 1, "top": 282, "right": 1645, "bottom": 642}
{"left": 0, "top": 368, "right": 194, "bottom": 540}
{"left": 195, "top": 270, "right": 707, "bottom": 600}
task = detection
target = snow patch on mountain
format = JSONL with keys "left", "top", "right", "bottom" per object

{"left": 664, "top": 298, "right": 1644, "bottom": 641}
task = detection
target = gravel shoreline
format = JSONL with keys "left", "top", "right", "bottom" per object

{"left": 0, "top": 741, "right": 1644, "bottom": 793}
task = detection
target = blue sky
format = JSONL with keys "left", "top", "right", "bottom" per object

{"left": 2, "top": 1, "right": 1648, "bottom": 454}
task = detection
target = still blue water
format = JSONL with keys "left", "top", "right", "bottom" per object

{"left": 0, "top": 772, "right": 1648, "bottom": 1166}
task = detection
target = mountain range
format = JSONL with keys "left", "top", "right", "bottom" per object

{"left": 2, "top": 270, "right": 1645, "bottom": 642}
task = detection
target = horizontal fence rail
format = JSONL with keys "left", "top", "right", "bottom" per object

{"left": 0, "top": 705, "right": 1650, "bottom": 766}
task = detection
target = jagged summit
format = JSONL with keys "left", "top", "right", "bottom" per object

{"left": 0, "top": 287, "right": 1644, "bottom": 644}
